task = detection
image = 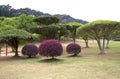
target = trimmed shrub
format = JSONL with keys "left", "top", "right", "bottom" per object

{"left": 39, "top": 39, "right": 63, "bottom": 59}
{"left": 22, "top": 44, "right": 38, "bottom": 58}
{"left": 66, "top": 43, "right": 81, "bottom": 56}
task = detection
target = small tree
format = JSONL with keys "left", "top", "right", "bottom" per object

{"left": 31, "top": 16, "right": 61, "bottom": 40}
{"left": 22, "top": 44, "right": 38, "bottom": 58}
{"left": 65, "top": 22, "right": 82, "bottom": 43}
{"left": 66, "top": 43, "right": 81, "bottom": 56}
{"left": 39, "top": 39, "right": 63, "bottom": 59}
{"left": 0, "top": 29, "right": 37, "bottom": 57}
{"left": 77, "top": 26, "right": 90, "bottom": 48}
{"left": 57, "top": 25, "right": 69, "bottom": 41}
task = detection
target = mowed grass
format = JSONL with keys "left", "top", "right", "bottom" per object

{"left": 0, "top": 40, "right": 120, "bottom": 79}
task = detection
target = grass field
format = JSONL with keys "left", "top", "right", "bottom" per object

{"left": 0, "top": 40, "right": 120, "bottom": 79}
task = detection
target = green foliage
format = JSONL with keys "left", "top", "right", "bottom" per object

{"left": 54, "top": 14, "right": 88, "bottom": 24}
{"left": 66, "top": 22, "right": 82, "bottom": 32}
{"left": 16, "top": 14, "right": 37, "bottom": 32}
{"left": 0, "top": 5, "right": 12, "bottom": 17}
{"left": 77, "top": 26, "right": 89, "bottom": 39}
{"left": 31, "top": 25, "right": 68, "bottom": 40}
{"left": 77, "top": 26, "right": 90, "bottom": 48}
{"left": 0, "top": 17, "right": 18, "bottom": 29}
{"left": 0, "top": 25, "right": 14, "bottom": 32}
{"left": 65, "top": 22, "right": 83, "bottom": 43}
{"left": 0, "top": 5, "right": 88, "bottom": 24}
{"left": 0, "top": 29, "right": 37, "bottom": 56}
{"left": 84, "top": 20, "right": 119, "bottom": 39}
{"left": 57, "top": 25, "right": 69, "bottom": 40}
{"left": 0, "top": 29, "right": 36, "bottom": 41}
{"left": 83, "top": 20, "right": 119, "bottom": 53}
{"left": 113, "top": 36, "right": 120, "bottom": 41}
{"left": 34, "top": 16, "right": 60, "bottom": 25}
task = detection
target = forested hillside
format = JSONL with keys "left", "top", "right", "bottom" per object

{"left": 0, "top": 5, "right": 88, "bottom": 24}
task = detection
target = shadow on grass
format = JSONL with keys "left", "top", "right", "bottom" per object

{"left": 38, "top": 58, "right": 64, "bottom": 64}
{"left": 0, "top": 56, "right": 39, "bottom": 61}
{"left": 67, "top": 55, "right": 83, "bottom": 58}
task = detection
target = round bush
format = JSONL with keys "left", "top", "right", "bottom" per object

{"left": 22, "top": 44, "right": 38, "bottom": 57}
{"left": 66, "top": 43, "right": 81, "bottom": 56}
{"left": 39, "top": 39, "right": 63, "bottom": 58}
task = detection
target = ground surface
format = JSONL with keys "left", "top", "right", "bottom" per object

{"left": 0, "top": 40, "right": 120, "bottom": 79}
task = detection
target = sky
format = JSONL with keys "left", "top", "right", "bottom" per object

{"left": 0, "top": 0, "right": 120, "bottom": 22}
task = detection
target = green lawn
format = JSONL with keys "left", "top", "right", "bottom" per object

{"left": 0, "top": 40, "right": 120, "bottom": 79}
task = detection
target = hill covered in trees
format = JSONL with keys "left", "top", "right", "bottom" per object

{"left": 54, "top": 14, "right": 88, "bottom": 24}
{"left": 0, "top": 4, "right": 88, "bottom": 24}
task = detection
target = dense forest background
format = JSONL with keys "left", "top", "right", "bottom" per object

{"left": 0, "top": 5, "right": 88, "bottom": 24}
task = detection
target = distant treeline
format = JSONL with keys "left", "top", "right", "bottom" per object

{"left": 0, "top": 4, "right": 88, "bottom": 24}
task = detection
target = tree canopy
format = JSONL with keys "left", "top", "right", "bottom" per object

{"left": 34, "top": 16, "right": 60, "bottom": 25}
{"left": 77, "top": 26, "right": 90, "bottom": 48}
{"left": 65, "top": 22, "right": 83, "bottom": 43}
{"left": 0, "top": 29, "right": 37, "bottom": 56}
{"left": 82, "top": 20, "right": 119, "bottom": 54}
{"left": 16, "top": 14, "right": 37, "bottom": 32}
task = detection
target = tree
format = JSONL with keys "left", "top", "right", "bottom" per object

{"left": 0, "top": 17, "right": 19, "bottom": 52}
{"left": 34, "top": 16, "right": 60, "bottom": 25}
{"left": 39, "top": 39, "right": 63, "bottom": 59}
{"left": 0, "top": 17, "right": 18, "bottom": 28}
{"left": 83, "top": 20, "right": 119, "bottom": 54}
{"left": 104, "top": 21, "right": 119, "bottom": 48}
{"left": 0, "top": 5, "right": 12, "bottom": 17}
{"left": 66, "top": 43, "right": 81, "bottom": 56}
{"left": 31, "top": 26, "right": 59, "bottom": 39}
{"left": 22, "top": 44, "right": 38, "bottom": 58}
{"left": 16, "top": 14, "right": 37, "bottom": 32}
{"left": 0, "top": 29, "right": 37, "bottom": 57}
{"left": 65, "top": 22, "right": 82, "bottom": 43}
{"left": 31, "top": 25, "right": 68, "bottom": 40}
{"left": 31, "top": 16, "right": 67, "bottom": 40}
{"left": 77, "top": 26, "right": 90, "bottom": 48}
{"left": 57, "top": 25, "right": 69, "bottom": 40}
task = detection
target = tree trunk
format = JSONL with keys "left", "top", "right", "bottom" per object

{"left": 58, "top": 34, "right": 61, "bottom": 41}
{"left": 51, "top": 56, "right": 55, "bottom": 59}
{"left": 0, "top": 44, "right": 1, "bottom": 56}
{"left": 96, "top": 39, "right": 102, "bottom": 51}
{"left": 11, "top": 47, "right": 15, "bottom": 52}
{"left": 28, "top": 55, "right": 32, "bottom": 58}
{"left": 72, "top": 33, "right": 75, "bottom": 43}
{"left": 14, "top": 39, "right": 19, "bottom": 57}
{"left": 6, "top": 44, "right": 8, "bottom": 56}
{"left": 72, "top": 30, "right": 76, "bottom": 43}
{"left": 73, "top": 53, "right": 77, "bottom": 56}
{"left": 100, "top": 38, "right": 105, "bottom": 54}
{"left": 106, "top": 39, "right": 110, "bottom": 49}
{"left": 84, "top": 39, "right": 89, "bottom": 48}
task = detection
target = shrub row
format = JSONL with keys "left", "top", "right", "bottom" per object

{"left": 22, "top": 39, "right": 81, "bottom": 58}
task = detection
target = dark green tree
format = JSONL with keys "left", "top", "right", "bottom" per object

{"left": 0, "top": 29, "right": 37, "bottom": 57}
{"left": 31, "top": 26, "right": 59, "bottom": 40}
{"left": 57, "top": 25, "right": 69, "bottom": 40}
{"left": 65, "top": 22, "right": 82, "bottom": 43}
{"left": 31, "top": 16, "right": 67, "bottom": 40}
{"left": 34, "top": 16, "right": 60, "bottom": 25}
{"left": 0, "top": 5, "right": 12, "bottom": 17}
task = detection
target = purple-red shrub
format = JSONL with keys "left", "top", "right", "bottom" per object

{"left": 22, "top": 44, "right": 38, "bottom": 58}
{"left": 66, "top": 43, "right": 81, "bottom": 56}
{"left": 39, "top": 39, "right": 63, "bottom": 58}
